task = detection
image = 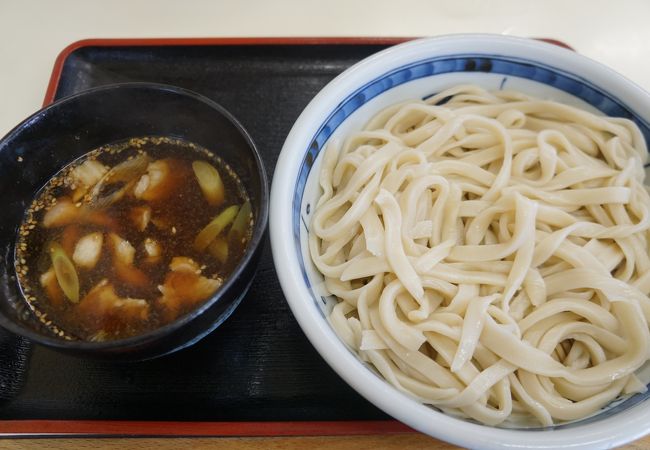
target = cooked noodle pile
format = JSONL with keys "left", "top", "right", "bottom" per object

{"left": 309, "top": 85, "right": 650, "bottom": 426}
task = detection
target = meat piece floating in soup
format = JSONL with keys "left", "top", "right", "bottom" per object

{"left": 15, "top": 136, "right": 253, "bottom": 341}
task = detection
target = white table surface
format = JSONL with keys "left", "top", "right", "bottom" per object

{"left": 1, "top": 0, "right": 649, "bottom": 138}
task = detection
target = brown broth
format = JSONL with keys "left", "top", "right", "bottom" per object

{"left": 15, "top": 137, "right": 252, "bottom": 341}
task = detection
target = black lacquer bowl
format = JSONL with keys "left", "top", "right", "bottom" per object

{"left": 0, "top": 83, "right": 269, "bottom": 360}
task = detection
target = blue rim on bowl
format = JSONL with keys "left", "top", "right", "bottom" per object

{"left": 271, "top": 34, "right": 650, "bottom": 449}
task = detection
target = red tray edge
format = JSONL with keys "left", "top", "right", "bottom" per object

{"left": 43, "top": 36, "right": 416, "bottom": 106}
{"left": 43, "top": 36, "right": 572, "bottom": 107}
{"left": 0, "top": 419, "right": 413, "bottom": 437}
{"left": 31, "top": 35, "right": 571, "bottom": 438}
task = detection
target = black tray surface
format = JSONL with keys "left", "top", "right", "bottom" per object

{"left": 0, "top": 42, "right": 394, "bottom": 421}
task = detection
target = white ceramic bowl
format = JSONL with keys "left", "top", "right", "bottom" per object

{"left": 270, "top": 34, "right": 650, "bottom": 449}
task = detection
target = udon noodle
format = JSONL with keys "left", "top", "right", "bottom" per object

{"left": 308, "top": 84, "right": 650, "bottom": 426}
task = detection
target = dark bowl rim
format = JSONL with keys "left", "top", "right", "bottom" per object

{"left": 0, "top": 81, "right": 270, "bottom": 352}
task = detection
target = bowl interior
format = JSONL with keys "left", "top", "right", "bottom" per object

{"left": 0, "top": 83, "right": 268, "bottom": 350}
{"left": 275, "top": 35, "right": 650, "bottom": 447}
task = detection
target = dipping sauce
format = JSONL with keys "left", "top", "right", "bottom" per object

{"left": 15, "top": 136, "right": 253, "bottom": 341}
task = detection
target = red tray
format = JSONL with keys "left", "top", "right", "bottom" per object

{"left": 1, "top": 36, "right": 569, "bottom": 437}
